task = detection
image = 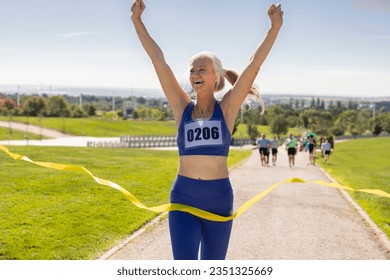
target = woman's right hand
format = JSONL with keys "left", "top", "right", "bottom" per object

{"left": 131, "top": 0, "right": 146, "bottom": 20}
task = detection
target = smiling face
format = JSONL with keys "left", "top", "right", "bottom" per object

{"left": 189, "top": 57, "right": 217, "bottom": 93}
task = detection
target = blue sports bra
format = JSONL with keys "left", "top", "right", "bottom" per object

{"left": 177, "top": 101, "right": 231, "bottom": 157}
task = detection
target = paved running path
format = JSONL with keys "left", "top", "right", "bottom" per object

{"left": 0, "top": 121, "right": 119, "bottom": 147}
{"left": 105, "top": 148, "right": 390, "bottom": 260}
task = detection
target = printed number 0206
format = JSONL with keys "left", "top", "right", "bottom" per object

{"left": 187, "top": 127, "right": 220, "bottom": 142}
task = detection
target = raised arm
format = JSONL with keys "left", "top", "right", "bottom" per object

{"left": 130, "top": 0, "right": 190, "bottom": 125}
{"left": 221, "top": 4, "right": 283, "bottom": 125}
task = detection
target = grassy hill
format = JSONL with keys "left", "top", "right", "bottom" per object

{"left": 318, "top": 138, "right": 390, "bottom": 238}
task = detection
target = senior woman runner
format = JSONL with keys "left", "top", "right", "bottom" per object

{"left": 130, "top": 0, "right": 283, "bottom": 260}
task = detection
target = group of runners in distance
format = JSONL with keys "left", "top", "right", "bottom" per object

{"left": 256, "top": 133, "right": 333, "bottom": 167}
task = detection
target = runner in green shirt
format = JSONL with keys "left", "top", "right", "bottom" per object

{"left": 285, "top": 133, "right": 297, "bottom": 168}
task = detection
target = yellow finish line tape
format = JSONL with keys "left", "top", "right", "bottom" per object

{"left": 1, "top": 145, "right": 389, "bottom": 222}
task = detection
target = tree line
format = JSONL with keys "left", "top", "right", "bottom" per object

{"left": 0, "top": 93, "right": 172, "bottom": 120}
{"left": 242, "top": 97, "right": 390, "bottom": 139}
{"left": 1, "top": 93, "right": 389, "bottom": 139}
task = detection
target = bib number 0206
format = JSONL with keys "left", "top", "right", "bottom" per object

{"left": 187, "top": 127, "right": 220, "bottom": 142}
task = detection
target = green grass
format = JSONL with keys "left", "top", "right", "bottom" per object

{"left": 0, "top": 146, "right": 251, "bottom": 259}
{"left": 235, "top": 124, "right": 304, "bottom": 139}
{"left": 3, "top": 117, "right": 300, "bottom": 139}
{"left": 317, "top": 138, "right": 390, "bottom": 238}
{"left": 2, "top": 117, "right": 271, "bottom": 138}
{"left": 0, "top": 116, "right": 177, "bottom": 137}
{"left": 1, "top": 116, "right": 323, "bottom": 140}
{"left": 0, "top": 127, "right": 47, "bottom": 141}
{"left": 235, "top": 124, "right": 271, "bottom": 138}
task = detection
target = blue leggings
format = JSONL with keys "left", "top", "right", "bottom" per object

{"left": 169, "top": 175, "right": 233, "bottom": 260}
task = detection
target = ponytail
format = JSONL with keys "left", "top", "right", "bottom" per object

{"left": 224, "top": 69, "right": 265, "bottom": 114}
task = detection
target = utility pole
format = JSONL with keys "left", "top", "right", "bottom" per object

{"left": 16, "top": 85, "right": 20, "bottom": 107}
{"left": 240, "top": 103, "right": 244, "bottom": 123}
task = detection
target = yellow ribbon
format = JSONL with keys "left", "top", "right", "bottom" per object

{"left": 1, "top": 145, "right": 389, "bottom": 222}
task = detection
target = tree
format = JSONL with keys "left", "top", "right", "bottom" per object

{"left": 335, "top": 110, "right": 358, "bottom": 135}
{"left": 270, "top": 116, "right": 289, "bottom": 138}
{"left": 0, "top": 98, "right": 16, "bottom": 111}
{"left": 150, "top": 108, "right": 166, "bottom": 120}
{"left": 231, "top": 116, "right": 240, "bottom": 137}
{"left": 137, "top": 96, "right": 147, "bottom": 105}
{"left": 372, "top": 121, "right": 382, "bottom": 136}
{"left": 300, "top": 109, "right": 319, "bottom": 129}
{"left": 329, "top": 100, "right": 345, "bottom": 116}
{"left": 330, "top": 124, "right": 345, "bottom": 136}
{"left": 47, "top": 96, "right": 70, "bottom": 117}
{"left": 243, "top": 107, "right": 264, "bottom": 125}
{"left": 70, "top": 104, "right": 85, "bottom": 118}
{"left": 246, "top": 124, "right": 259, "bottom": 141}
{"left": 310, "top": 98, "right": 315, "bottom": 108}
{"left": 328, "top": 100, "right": 334, "bottom": 112}
{"left": 320, "top": 100, "right": 325, "bottom": 111}
{"left": 300, "top": 99, "right": 305, "bottom": 109}
{"left": 375, "top": 112, "right": 390, "bottom": 133}
{"left": 356, "top": 109, "right": 372, "bottom": 134}
{"left": 383, "top": 114, "right": 390, "bottom": 133}
{"left": 83, "top": 103, "right": 97, "bottom": 117}
{"left": 135, "top": 105, "right": 149, "bottom": 120}
{"left": 23, "top": 96, "right": 47, "bottom": 116}
{"left": 266, "top": 104, "right": 285, "bottom": 125}
{"left": 348, "top": 100, "right": 358, "bottom": 110}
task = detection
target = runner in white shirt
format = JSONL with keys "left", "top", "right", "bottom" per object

{"left": 321, "top": 138, "right": 332, "bottom": 164}
{"left": 270, "top": 136, "right": 279, "bottom": 166}
{"left": 256, "top": 133, "right": 271, "bottom": 167}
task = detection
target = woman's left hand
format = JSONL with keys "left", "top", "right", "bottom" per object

{"left": 267, "top": 3, "right": 283, "bottom": 29}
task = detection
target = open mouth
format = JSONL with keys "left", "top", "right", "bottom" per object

{"left": 194, "top": 80, "right": 203, "bottom": 85}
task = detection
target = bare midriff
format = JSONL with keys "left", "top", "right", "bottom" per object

{"left": 178, "top": 155, "right": 229, "bottom": 180}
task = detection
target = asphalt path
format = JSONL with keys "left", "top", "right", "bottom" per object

{"left": 0, "top": 121, "right": 119, "bottom": 146}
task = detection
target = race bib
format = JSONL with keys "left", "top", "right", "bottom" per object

{"left": 184, "top": 120, "right": 223, "bottom": 149}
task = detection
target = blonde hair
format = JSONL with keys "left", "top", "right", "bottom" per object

{"left": 189, "top": 51, "right": 265, "bottom": 113}
{"left": 224, "top": 69, "right": 265, "bottom": 114}
{"left": 189, "top": 51, "right": 225, "bottom": 91}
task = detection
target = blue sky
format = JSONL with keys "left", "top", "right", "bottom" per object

{"left": 1, "top": 0, "right": 389, "bottom": 97}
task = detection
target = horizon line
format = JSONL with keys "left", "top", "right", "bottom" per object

{"left": 0, "top": 83, "right": 389, "bottom": 99}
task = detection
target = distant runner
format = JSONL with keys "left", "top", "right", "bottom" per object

{"left": 256, "top": 133, "right": 271, "bottom": 167}
{"left": 321, "top": 138, "right": 332, "bottom": 164}
{"left": 285, "top": 133, "right": 297, "bottom": 168}
{"left": 270, "top": 136, "right": 279, "bottom": 166}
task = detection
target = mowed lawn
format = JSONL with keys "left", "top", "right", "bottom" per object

{"left": 1, "top": 116, "right": 262, "bottom": 139}
{"left": 0, "top": 127, "right": 47, "bottom": 141}
{"left": 0, "top": 117, "right": 178, "bottom": 137}
{"left": 0, "top": 146, "right": 251, "bottom": 260}
{"left": 317, "top": 138, "right": 390, "bottom": 239}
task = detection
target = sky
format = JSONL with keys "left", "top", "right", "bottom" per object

{"left": 0, "top": 0, "right": 389, "bottom": 97}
